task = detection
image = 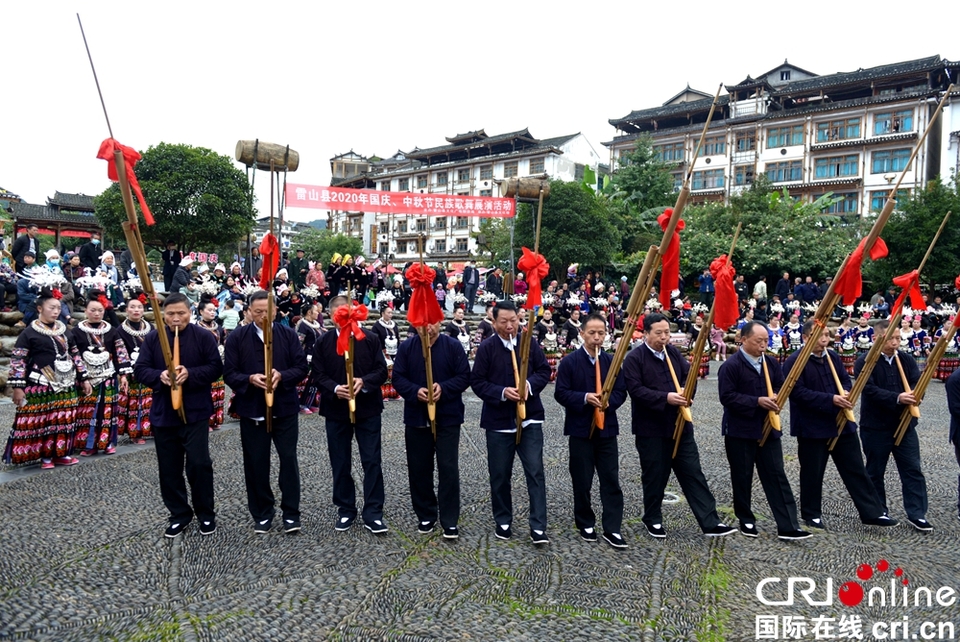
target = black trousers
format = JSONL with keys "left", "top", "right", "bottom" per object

{"left": 861, "top": 427, "right": 927, "bottom": 521}
{"left": 326, "top": 415, "right": 384, "bottom": 524}
{"left": 954, "top": 440, "right": 960, "bottom": 516}
{"left": 796, "top": 433, "right": 885, "bottom": 521}
{"left": 153, "top": 418, "right": 215, "bottom": 524}
{"left": 404, "top": 424, "right": 460, "bottom": 528}
{"left": 485, "top": 425, "right": 547, "bottom": 531}
{"left": 239, "top": 414, "right": 301, "bottom": 523}
{"left": 635, "top": 432, "right": 721, "bottom": 531}
{"left": 569, "top": 435, "right": 623, "bottom": 534}
{"left": 725, "top": 436, "right": 799, "bottom": 531}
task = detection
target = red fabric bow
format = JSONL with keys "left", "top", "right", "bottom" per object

{"left": 258, "top": 234, "right": 280, "bottom": 290}
{"left": 52, "top": 288, "right": 63, "bottom": 300}
{"left": 137, "top": 293, "right": 148, "bottom": 305}
{"left": 892, "top": 270, "right": 925, "bottom": 316}
{"left": 96, "top": 139, "right": 155, "bottom": 225}
{"left": 404, "top": 263, "right": 444, "bottom": 327}
{"left": 834, "top": 236, "right": 888, "bottom": 305}
{"left": 657, "top": 209, "right": 685, "bottom": 309}
{"left": 710, "top": 254, "right": 738, "bottom": 330}
{"left": 955, "top": 274, "right": 960, "bottom": 292}
{"left": 97, "top": 293, "right": 112, "bottom": 310}
{"left": 517, "top": 247, "right": 550, "bottom": 310}
{"left": 333, "top": 302, "right": 368, "bottom": 355}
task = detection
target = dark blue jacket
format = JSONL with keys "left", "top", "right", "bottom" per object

{"left": 470, "top": 333, "right": 551, "bottom": 431}
{"left": 134, "top": 324, "right": 223, "bottom": 427}
{"left": 622, "top": 342, "right": 695, "bottom": 438}
{"left": 782, "top": 349, "right": 855, "bottom": 439}
{"left": 392, "top": 333, "right": 471, "bottom": 428}
{"left": 718, "top": 349, "right": 784, "bottom": 440}
{"left": 554, "top": 346, "right": 626, "bottom": 438}
{"left": 946, "top": 368, "right": 960, "bottom": 444}
{"left": 222, "top": 322, "right": 309, "bottom": 419}
{"left": 311, "top": 329, "right": 388, "bottom": 421}
{"left": 855, "top": 352, "right": 918, "bottom": 433}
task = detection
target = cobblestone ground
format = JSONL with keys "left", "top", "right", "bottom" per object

{"left": 2, "top": 377, "right": 960, "bottom": 641}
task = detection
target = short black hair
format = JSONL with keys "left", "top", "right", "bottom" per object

{"left": 874, "top": 319, "right": 891, "bottom": 333}
{"left": 801, "top": 320, "right": 817, "bottom": 337}
{"left": 740, "top": 320, "right": 768, "bottom": 340}
{"left": 491, "top": 299, "right": 518, "bottom": 319}
{"left": 248, "top": 289, "right": 270, "bottom": 305}
{"left": 163, "top": 292, "right": 189, "bottom": 308}
{"left": 328, "top": 295, "right": 349, "bottom": 311}
{"left": 643, "top": 312, "right": 669, "bottom": 329}
{"left": 583, "top": 312, "right": 607, "bottom": 328}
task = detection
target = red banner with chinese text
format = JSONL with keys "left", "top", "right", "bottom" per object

{"left": 285, "top": 184, "right": 515, "bottom": 218}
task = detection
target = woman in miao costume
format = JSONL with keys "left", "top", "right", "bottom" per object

{"left": 296, "top": 300, "right": 324, "bottom": 413}
{"left": 196, "top": 298, "right": 226, "bottom": 431}
{"left": 116, "top": 292, "right": 153, "bottom": 444}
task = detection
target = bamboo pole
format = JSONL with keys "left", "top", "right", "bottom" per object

{"left": 344, "top": 280, "right": 356, "bottom": 424}
{"left": 670, "top": 223, "right": 741, "bottom": 457}
{"left": 893, "top": 323, "right": 958, "bottom": 446}
{"left": 761, "top": 85, "right": 955, "bottom": 447}
{"left": 762, "top": 357, "right": 781, "bottom": 432}
{"left": 263, "top": 162, "right": 276, "bottom": 433}
{"left": 826, "top": 352, "right": 856, "bottom": 423}
{"left": 895, "top": 352, "right": 921, "bottom": 419}
{"left": 417, "top": 235, "right": 437, "bottom": 440}
{"left": 514, "top": 184, "right": 546, "bottom": 444}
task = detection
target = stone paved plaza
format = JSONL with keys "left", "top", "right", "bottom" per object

{"left": 2, "top": 377, "right": 960, "bottom": 641}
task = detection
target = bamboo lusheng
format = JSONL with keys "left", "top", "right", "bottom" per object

{"left": 760, "top": 84, "right": 955, "bottom": 447}
{"left": 417, "top": 235, "right": 437, "bottom": 441}
{"left": 827, "top": 353, "right": 856, "bottom": 424}
{"left": 592, "top": 82, "right": 724, "bottom": 440}
{"left": 514, "top": 185, "right": 545, "bottom": 444}
{"left": 826, "top": 210, "right": 952, "bottom": 450}
{"left": 344, "top": 281, "right": 356, "bottom": 424}
{"left": 762, "top": 357, "right": 781, "bottom": 433}
{"left": 263, "top": 161, "right": 277, "bottom": 433}
{"left": 172, "top": 325, "right": 182, "bottom": 410}
{"left": 671, "top": 223, "right": 741, "bottom": 457}
{"left": 893, "top": 323, "right": 959, "bottom": 446}
{"left": 895, "top": 352, "right": 921, "bottom": 419}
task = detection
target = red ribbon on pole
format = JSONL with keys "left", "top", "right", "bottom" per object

{"left": 333, "top": 302, "right": 368, "bottom": 356}
{"left": 96, "top": 138, "right": 155, "bottom": 225}
{"left": 404, "top": 263, "right": 444, "bottom": 327}
{"left": 657, "top": 209, "right": 685, "bottom": 309}
{"left": 258, "top": 234, "right": 280, "bottom": 290}
{"left": 892, "top": 270, "right": 925, "bottom": 314}
{"left": 833, "top": 236, "right": 889, "bottom": 305}
{"left": 517, "top": 247, "right": 550, "bottom": 310}
{"left": 710, "top": 254, "right": 738, "bottom": 330}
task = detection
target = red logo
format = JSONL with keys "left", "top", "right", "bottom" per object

{"left": 838, "top": 560, "right": 908, "bottom": 607}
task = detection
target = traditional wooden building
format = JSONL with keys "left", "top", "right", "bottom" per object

{"left": 9, "top": 191, "right": 102, "bottom": 252}
{"left": 605, "top": 55, "right": 960, "bottom": 219}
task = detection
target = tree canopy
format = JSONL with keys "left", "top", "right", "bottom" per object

{"left": 295, "top": 228, "right": 363, "bottom": 264}
{"left": 94, "top": 142, "right": 255, "bottom": 252}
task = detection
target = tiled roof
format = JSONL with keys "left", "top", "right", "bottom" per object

{"left": 0, "top": 187, "right": 20, "bottom": 199}
{"left": 538, "top": 133, "right": 579, "bottom": 149}
{"left": 48, "top": 191, "right": 95, "bottom": 210}
{"left": 11, "top": 202, "right": 100, "bottom": 226}
{"left": 407, "top": 128, "right": 536, "bottom": 159}
{"left": 445, "top": 130, "right": 487, "bottom": 144}
{"left": 609, "top": 95, "right": 731, "bottom": 131}
{"left": 771, "top": 55, "right": 942, "bottom": 96}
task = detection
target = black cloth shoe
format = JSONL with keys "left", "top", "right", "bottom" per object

{"left": 778, "top": 529, "right": 813, "bottom": 541}
{"left": 199, "top": 519, "right": 216, "bottom": 536}
{"left": 603, "top": 532, "right": 628, "bottom": 549}
{"left": 862, "top": 515, "right": 899, "bottom": 527}
{"left": 907, "top": 517, "right": 933, "bottom": 532}
{"left": 495, "top": 524, "right": 512, "bottom": 540}
{"left": 704, "top": 524, "right": 737, "bottom": 537}
{"left": 739, "top": 522, "right": 759, "bottom": 538}
{"left": 417, "top": 520, "right": 436, "bottom": 534}
{"left": 335, "top": 515, "right": 356, "bottom": 532}
{"left": 644, "top": 522, "right": 666, "bottom": 539}
{"left": 530, "top": 529, "right": 549, "bottom": 545}
{"left": 283, "top": 518, "right": 302, "bottom": 534}
{"left": 804, "top": 517, "right": 827, "bottom": 530}
{"left": 579, "top": 526, "right": 598, "bottom": 542}
{"left": 442, "top": 526, "right": 459, "bottom": 540}
{"left": 254, "top": 518, "right": 273, "bottom": 534}
{"left": 364, "top": 519, "right": 388, "bottom": 534}
{"left": 164, "top": 520, "right": 190, "bottom": 538}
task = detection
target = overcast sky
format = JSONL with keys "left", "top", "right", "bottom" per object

{"left": 2, "top": 1, "right": 955, "bottom": 222}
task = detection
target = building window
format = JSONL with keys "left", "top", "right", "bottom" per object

{"left": 871, "top": 148, "right": 911, "bottom": 174}
{"left": 415, "top": 218, "right": 427, "bottom": 232}
{"left": 874, "top": 109, "right": 913, "bottom": 135}
{"left": 380, "top": 181, "right": 391, "bottom": 191}
{"left": 814, "top": 154, "right": 859, "bottom": 179}
{"left": 398, "top": 178, "right": 409, "bottom": 191}
{"left": 823, "top": 192, "right": 858, "bottom": 215}
{"left": 457, "top": 169, "right": 471, "bottom": 183}
{"left": 529, "top": 157, "right": 545, "bottom": 174}
{"left": 780, "top": 70, "right": 791, "bottom": 81}
{"left": 435, "top": 217, "right": 446, "bottom": 230}
{"left": 379, "top": 242, "right": 389, "bottom": 256}
{"left": 699, "top": 135, "right": 726, "bottom": 156}
{"left": 378, "top": 222, "right": 388, "bottom": 235}
{"left": 816, "top": 118, "right": 861, "bottom": 142}
{"left": 456, "top": 238, "right": 469, "bottom": 252}
{"left": 456, "top": 217, "right": 469, "bottom": 229}
{"left": 765, "top": 160, "right": 803, "bottom": 183}
{"left": 734, "top": 165, "right": 754, "bottom": 186}
{"left": 479, "top": 189, "right": 492, "bottom": 197}
{"left": 504, "top": 161, "right": 519, "bottom": 178}
{"left": 436, "top": 172, "right": 447, "bottom": 186}
{"left": 670, "top": 172, "right": 683, "bottom": 190}
{"left": 479, "top": 165, "right": 493, "bottom": 180}
{"left": 417, "top": 175, "right": 427, "bottom": 189}
{"left": 692, "top": 169, "right": 725, "bottom": 190}
{"left": 397, "top": 220, "right": 407, "bottom": 234}
{"left": 435, "top": 239, "right": 446, "bottom": 253}
{"left": 767, "top": 125, "right": 804, "bottom": 148}
{"left": 654, "top": 142, "right": 684, "bottom": 162}
{"left": 735, "top": 132, "right": 756, "bottom": 152}
{"left": 869, "top": 189, "right": 909, "bottom": 212}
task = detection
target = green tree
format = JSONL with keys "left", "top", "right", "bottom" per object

{"left": 513, "top": 180, "right": 620, "bottom": 278}
{"left": 605, "top": 135, "right": 676, "bottom": 255}
{"left": 295, "top": 228, "right": 363, "bottom": 264}
{"left": 681, "top": 176, "right": 858, "bottom": 283}
{"left": 94, "top": 142, "right": 255, "bottom": 253}
{"left": 862, "top": 176, "right": 960, "bottom": 291}
{"left": 474, "top": 218, "right": 513, "bottom": 268}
